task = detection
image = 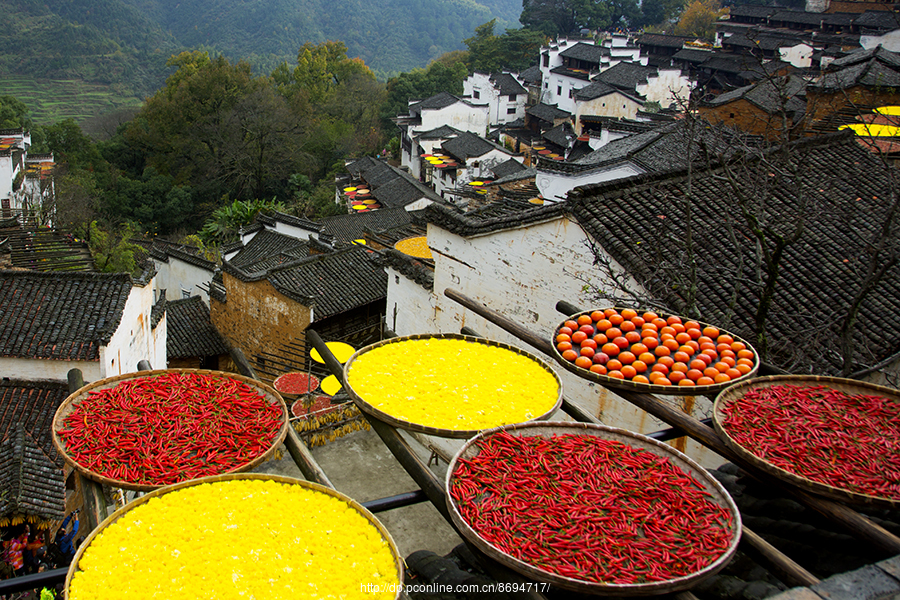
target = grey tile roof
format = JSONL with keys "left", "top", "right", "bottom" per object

{"left": 0, "top": 425, "right": 65, "bottom": 522}
{"left": 230, "top": 229, "right": 309, "bottom": 272}
{"left": 854, "top": 10, "right": 900, "bottom": 31}
{"left": 569, "top": 131, "right": 900, "bottom": 374}
{"left": 706, "top": 75, "right": 807, "bottom": 114}
{"left": 574, "top": 80, "right": 620, "bottom": 101}
{"left": 372, "top": 175, "right": 438, "bottom": 209}
{"left": 166, "top": 296, "right": 230, "bottom": 359}
{"left": 267, "top": 247, "right": 387, "bottom": 320}
{"left": 769, "top": 10, "right": 825, "bottom": 26}
{"left": 424, "top": 199, "right": 568, "bottom": 238}
{"left": 553, "top": 120, "right": 734, "bottom": 176}
{"left": 636, "top": 34, "right": 690, "bottom": 48}
{"left": 491, "top": 73, "right": 527, "bottom": 96}
{"left": 527, "top": 103, "right": 571, "bottom": 122}
{"left": 672, "top": 48, "right": 715, "bottom": 64}
{"left": 596, "top": 62, "right": 654, "bottom": 91}
{"left": 489, "top": 159, "right": 528, "bottom": 180}
{"left": 559, "top": 42, "right": 609, "bottom": 64}
{"left": 723, "top": 32, "right": 805, "bottom": 51}
{"left": 728, "top": 5, "right": 777, "bottom": 19}
{"left": 813, "top": 49, "right": 900, "bottom": 91}
{"left": 0, "top": 270, "right": 132, "bottom": 361}
{"left": 543, "top": 122, "right": 576, "bottom": 149}
{"left": 415, "top": 125, "right": 461, "bottom": 140}
{"left": 410, "top": 92, "right": 463, "bottom": 112}
{"left": 377, "top": 249, "right": 434, "bottom": 292}
{"left": 321, "top": 208, "right": 414, "bottom": 243}
{"left": 441, "top": 131, "right": 507, "bottom": 161}
{"left": 0, "top": 379, "right": 69, "bottom": 521}
{"left": 518, "top": 65, "right": 542, "bottom": 84}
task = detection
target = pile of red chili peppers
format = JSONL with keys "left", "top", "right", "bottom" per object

{"left": 449, "top": 431, "right": 734, "bottom": 584}
{"left": 58, "top": 372, "right": 284, "bottom": 486}
{"left": 721, "top": 384, "right": 900, "bottom": 501}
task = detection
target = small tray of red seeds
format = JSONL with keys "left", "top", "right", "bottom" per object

{"left": 551, "top": 308, "right": 760, "bottom": 396}
{"left": 714, "top": 375, "right": 900, "bottom": 509}
{"left": 52, "top": 369, "right": 289, "bottom": 492}
{"left": 446, "top": 421, "right": 741, "bottom": 595}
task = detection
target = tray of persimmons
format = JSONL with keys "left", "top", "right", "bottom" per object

{"left": 551, "top": 308, "right": 759, "bottom": 396}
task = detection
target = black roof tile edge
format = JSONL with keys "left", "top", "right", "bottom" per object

{"left": 378, "top": 249, "right": 435, "bottom": 291}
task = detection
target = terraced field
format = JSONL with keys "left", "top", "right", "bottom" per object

{"left": 2, "top": 76, "right": 144, "bottom": 126}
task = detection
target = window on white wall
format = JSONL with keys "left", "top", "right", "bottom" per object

{"left": 473, "top": 90, "right": 480, "bottom": 99}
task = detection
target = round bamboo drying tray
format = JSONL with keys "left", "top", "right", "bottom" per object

{"left": 64, "top": 473, "right": 403, "bottom": 600}
{"left": 445, "top": 421, "right": 742, "bottom": 596}
{"left": 713, "top": 375, "right": 900, "bottom": 509}
{"left": 52, "top": 369, "right": 289, "bottom": 492}
{"left": 342, "top": 333, "right": 563, "bottom": 439}
{"left": 550, "top": 309, "right": 759, "bottom": 396}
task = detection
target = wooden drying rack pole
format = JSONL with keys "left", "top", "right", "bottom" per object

{"left": 444, "top": 288, "right": 900, "bottom": 579}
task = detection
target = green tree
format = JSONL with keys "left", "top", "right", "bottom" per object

{"left": 464, "top": 22, "right": 546, "bottom": 74}
{"left": 200, "top": 197, "right": 286, "bottom": 244}
{"left": 674, "top": 0, "right": 726, "bottom": 40}
{"left": 88, "top": 221, "right": 141, "bottom": 274}
{"left": 382, "top": 58, "right": 468, "bottom": 127}
{"left": 0, "top": 96, "right": 32, "bottom": 130}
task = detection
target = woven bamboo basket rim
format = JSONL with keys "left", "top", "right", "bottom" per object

{"left": 445, "top": 421, "right": 742, "bottom": 596}
{"left": 51, "top": 368, "right": 289, "bottom": 492}
{"left": 342, "top": 333, "right": 563, "bottom": 439}
{"left": 63, "top": 473, "right": 403, "bottom": 600}
{"left": 713, "top": 375, "right": 900, "bottom": 509}
{"left": 550, "top": 309, "right": 760, "bottom": 396}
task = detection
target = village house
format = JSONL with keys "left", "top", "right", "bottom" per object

{"left": 699, "top": 75, "right": 808, "bottom": 138}
{"left": 595, "top": 61, "right": 694, "bottom": 109}
{"left": 806, "top": 45, "right": 900, "bottom": 130}
{"left": 462, "top": 72, "right": 528, "bottom": 125}
{"left": 396, "top": 92, "right": 490, "bottom": 177}
{"left": 0, "top": 130, "right": 55, "bottom": 221}
{"left": 430, "top": 131, "right": 524, "bottom": 200}
{"left": 573, "top": 80, "right": 645, "bottom": 125}
{"left": 0, "top": 269, "right": 166, "bottom": 381}
{"left": 534, "top": 119, "right": 732, "bottom": 201}
{"left": 210, "top": 235, "right": 386, "bottom": 384}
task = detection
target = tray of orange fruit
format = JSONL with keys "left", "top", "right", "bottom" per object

{"left": 551, "top": 308, "right": 759, "bottom": 396}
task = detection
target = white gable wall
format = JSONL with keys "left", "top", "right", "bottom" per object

{"left": 420, "top": 103, "right": 489, "bottom": 136}
{"left": 463, "top": 73, "right": 527, "bottom": 126}
{"left": 861, "top": 30, "right": 900, "bottom": 52}
{"left": 779, "top": 43, "right": 813, "bottom": 68}
{"left": 637, "top": 68, "right": 694, "bottom": 107}
{"left": 101, "top": 280, "right": 166, "bottom": 377}
{"left": 385, "top": 268, "right": 437, "bottom": 335}
{"left": 152, "top": 255, "right": 215, "bottom": 304}
{"left": 543, "top": 73, "right": 589, "bottom": 113}
{"left": 536, "top": 162, "right": 644, "bottom": 202}
{"left": 575, "top": 92, "right": 644, "bottom": 128}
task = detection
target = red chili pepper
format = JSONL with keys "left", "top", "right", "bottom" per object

{"left": 59, "top": 372, "right": 283, "bottom": 486}
{"left": 450, "top": 431, "right": 734, "bottom": 584}
{"left": 721, "top": 384, "right": 900, "bottom": 500}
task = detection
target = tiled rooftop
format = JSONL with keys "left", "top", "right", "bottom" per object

{"left": 0, "top": 270, "right": 132, "bottom": 361}
{"left": 166, "top": 296, "right": 230, "bottom": 359}
{"left": 569, "top": 131, "right": 900, "bottom": 374}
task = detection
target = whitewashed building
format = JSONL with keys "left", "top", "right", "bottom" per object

{"left": 463, "top": 72, "right": 528, "bottom": 126}
{"left": 431, "top": 131, "right": 524, "bottom": 199}
{"left": 397, "top": 92, "right": 490, "bottom": 177}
